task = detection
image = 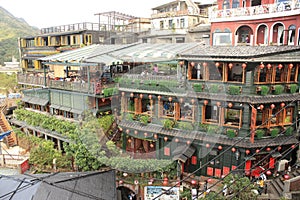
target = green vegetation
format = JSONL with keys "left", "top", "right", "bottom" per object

{"left": 227, "top": 129, "right": 236, "bottom": 138}
{"left": 193, "top": 83, "right": 203, "bottom": 92}
{"left": 0, "top": 7, "right": 39, "bottom": 65}
{"left": 255, "top": 129, "right": 265, "bottom": 139}
{"left": 228, "top": 85, "right": 241, "bottom": 95}
{"left": 289, "top": 84, "right": 298, "bottom": 93}
{"left": 285, "top": 126, "right": 293, "bottom": 136}
{"left": 162, "top": 119, "right": 176, "bottom": 130}
{"left": 273, "top": 85, "right": 284, "bottom": 95}
{"left": 270, "top": 127, "right": 280, "bottom": 137}
{"left": 176, "top": 121, "right": 194, "bottom": 130}
{"left": 260, "top": 85, "right": 269, "bottom": 96}
{"left": 0, "top": 73, "right": 18, "bottom": 94}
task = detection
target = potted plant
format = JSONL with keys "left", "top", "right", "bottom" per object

{"left": 228, "top": 85, "right": 241, "bottom": 95}
{"left": 227, "top": 129, "right": 236, "bottom": 138}
{"left": 290, "top": 84, "right": 298, "bottom": 93}
{"left": 285, "top": 126, "right": 293, "bottom": 136}
{"left": 163, "top": 119, "right": 175, "bottom": 130}
{"left": 140, "top": 115, "right": 150, "bottom": 125}
{"left": 255, "top": 129, "right": 265, "bottom": 139}
{"left": 270, "top": 127, "right": 280, "bottom": 137}
{"left": 273, "top": 85, "right": 284, "bottom": 95}
{"left": 260, "top": 85, "right": 269, "bottom": 96}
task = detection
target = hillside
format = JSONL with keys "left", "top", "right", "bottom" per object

{"left": 0, "top": 7, "right": 39, "bottom": 65}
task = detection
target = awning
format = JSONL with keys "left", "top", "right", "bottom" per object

{"left": 59, "top": 106, "right": 71, "bottom": 112}
{"left": 173, "top": 145, "right": 196, "bottom": 163}
{"left": 29, "top": 97, "right": 49, "bottom": 106}
{"left": 244, "top": 156, "right": 256, "bottom": 161}
{"left": 70, "top": 108, "right": 84, "bottom": 115}
{"left": 50, "top": 104, "right": 60, "bottom": 109}
{"left": 22, "top": 96, "right": 32, "bottom": 103}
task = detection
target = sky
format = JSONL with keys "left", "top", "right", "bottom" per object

{"left": 1, "top": 0, "right": 171, "bottom": 29}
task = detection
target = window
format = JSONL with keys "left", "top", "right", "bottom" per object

{"left": 224, "top": 108, "right": 242, "bottom": 127}
{"left": 189, "top": 63, "right": 205, "bottom": 80}
{"left": 160, "top": 100, "right": 180, "bottom": 120}
{"left": 254, "top": 64, "right": 287, "bottom": 84}
{"left": 288, "top": 25, "right": 296, "bottom": 45}
{"left": 232, "top": 0, "right": 240, "bottom": 8}
{"left": 223, "top": 0, "right": 230, "bottom": 9}
{"left": 160, "top": 21, "right": 164, "bottom": 29}
{"left": 203, "top": 105, "right": 221, "bottom": 124}
{"left": 180, "top": 18, "right": 185, "bottom": 28}
{"left": 213, "top": 32, "right": 232, "bottom": 46}
{"left": 168, "top": 19, "right": 173, "bottom": 29}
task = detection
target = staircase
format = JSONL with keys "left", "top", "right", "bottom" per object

{"left": 0, "top": 110, "right": 17, "bottom": 147}
{"left": 267, "top": 168, "right": 300, "bottom": 199}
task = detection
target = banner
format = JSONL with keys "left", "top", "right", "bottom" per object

{"left": 144, "top": 186, "right": 179, "bottom": 200}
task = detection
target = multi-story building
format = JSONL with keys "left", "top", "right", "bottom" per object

{"left": 209, "top": 0, "right": 300, "bottom": 46}
{"left": 140, "top": 0, "right": 213, "bottom": 43}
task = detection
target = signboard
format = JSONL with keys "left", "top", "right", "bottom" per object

{"left": 144, "top": 186, "right": 180, "bottom": 200}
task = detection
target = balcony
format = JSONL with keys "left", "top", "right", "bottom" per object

{"left": 209, "top": 1, "right": 300, "bottom": 22}
{"left": 151, "top": 10, "right": 190, "bottom": 19}
{"left": 17, "top": 73, "right": 46, "bottom": 86}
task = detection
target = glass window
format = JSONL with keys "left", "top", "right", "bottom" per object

{"left": 204, "top": 105, "right": 220, "bottom": 124}
{"left": 223, "top": 0, "right": 230, "bottom": 9}
{"left": 213, "top": 32, "right": 232, "bottom": 46}
{"left": 232, "top": 0, "right": 240, "bottom": 8}
{"left": 224, "top": 108, "right": 242, "bottom": 127}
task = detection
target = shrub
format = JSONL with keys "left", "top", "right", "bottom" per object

{"left": 255, "top": 129, "right": 265, "bottom": 139}
{"left": 207, "top": 125, "right": 221, "bottom": 134}
{"left": 273, "top": 85, "right": 284, "bottom": 95}
{"left": 210, "top": 84, "right": 219, "bottom": 93}
{"left": 228, "top": 85, "right": 241, "bottom": 95}
{"left": 270, "top": 128, "right": 280, "bottom": 137}
{"left": 260, "top": 85, "right": 269, "bottom": 96}
{"left": 125, "top": 113, "right": 134, "bottom": 121}
{"left": 177, "top": 121, "right": 194, "bottom": 130}
{"left": 199, "top": 123, "right": 208, "bottom": 131}
{"left": 140, "top": 115, "right": 150, "bottom": 125}
{"left": 193, "top": 83, "right": 203, "bottom": 92}
{"left": 290, "top": 84, "right": 298, "bottom": 93}
{"left": 285, "top": 126, "right": 293, "bottom": 136}
{"left": 227, "top": 129, "right": 236, "bottom": 138}
{"left": 163, "top": 119, "right": 176, "bottom": 130}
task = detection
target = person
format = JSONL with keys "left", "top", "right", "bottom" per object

{"left": 257, "top": 177, "right": 264, "bottom": 195}
{"left": 153, "top": 64, "right": 158, "bottom": 75}
{"left": 223, "top": 184, "right": 228, "bottom": 196}
{"left": 245, "top": 35, "right": 250, "bottom": 43}
{"left": 141, "top": 69, "right": 149, "bottom": 76}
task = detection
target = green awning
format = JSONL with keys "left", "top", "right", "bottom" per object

{"left": 29, "top": 97, "right": 49, "bottom": 106}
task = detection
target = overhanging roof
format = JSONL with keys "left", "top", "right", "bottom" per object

{"left": 173, "top": 145, "right": 196, "bottom": 163}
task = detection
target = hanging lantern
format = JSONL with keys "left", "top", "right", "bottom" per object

{"left": 218, "top": 145, "right": 223, "bottom": 150}
{"left": 186, "top": 140, "right": 191, "bottom": 145}
{"left": 158, "top": 95, "right": 161, "bottom": 100}
{"left": 256, "top": 149, "right": 260, "bottom": 153}
{"left": 231, "top": 147, "right": 236, "bottom": 152}
{"left": 168, "top": 97, "right": 172, "bottom": 102}
{"left": 191, "top": 180, "right": 197, "bottom": 185}
{"left": 242, "top": 63, "right": 247, "bottom": 69}
{"left": 121, "top": 92, "right": 125, "bottom": 96}
{"left": 278, "top": 146, "right": 282, "bottom": 151}
{"left": 179, "top": 61, "right": 184, "bottom": 66}
{"left": 130, "top": 93, "right": 134, "bottom": 97}
{"left": 163, "top": 177, "right": 168, "bottom": 186}
{"left": 281, "top": 102, "right": 285, "bottom": 107}
{"left": 216, "top": 102, "right": 221, "bottom": 107}
{"left": 102, "top": 98, "right": 106, "bottom": 102}
{"left": 128, "top": 138, "right": 132, "bottom": 143}
{"left": 267, "top": 64, "right": 272, "bottom": 69}
{"left": 266, "top": 170, "right": 272, "bottom": 176}
{"left": 284, "top": 174, "right": 290, "bottom": 180}
{"left": 126, "top": 129, "right": 130, "bottom": 134}
{"left": 206, "top": 143, "right": 210, "bottom": 148}
{"left": 278, "top": 64, "right": 283, "bottom": 70}
{"left": 260, "top": 63, "right": 265, "bottom": 69}
{"left": 150, "top": 143, "right": 154, "bottom": 148}
{"left": 140, "top": 94, "right": 143, "bottom": 99}
{"left": 266, "top": 147, "right": 271, "bottom": 151}
{"left": 259, "top": 104, "right": 264, "bottom": 110}
{"left": 144, "top": 132, "right": 148, "bottom": 137}
{"left": 175, "top": 138, "right": 179, "bottom": 143}
{"left": 148, "top": 94, "right": 152, "bottom": 99}
{"left": 191, "top": 99, "right": 195, "bottom": 104}
{"left": 228, "top": 102, "right": 233, "bottom": 108}
{"left": 190, "top": 62, "right": 195, "bottom": 67}
{"left": 179, "top": 98, "right": 184, "bottom": 103}
{"left": 291, "top": 144, "right": 295, "bottom": 149}
{"left": 204, "top": 100, "right": 209, "bottom": 105}
{"left": 164, "top": 136, "right": 168, "bottom": 141}
{"left": 215, "top": 62, "right": 220, "bottom": 67}
{"left": 245, "top": 149, "right": 250, "bottom": 155}
{"left": 134, "top": 130, "right": 138, "bottom": 135}
{"left": 203, "top": 62, "right": 208, "bottom": 67}
{"left": 228, "top": 63, "right": 233, "bottom": 69}
{"left": 270, "top": 104, "right": 275, "bottom": 109}
{"left": 207, "top": 178, "right": 212, "bottom": 183}
{"left": 289, "top": 63, "right": 293, "bottom": 69}
{"left": 154, "top": 134, "right": 158, "bottom": 139}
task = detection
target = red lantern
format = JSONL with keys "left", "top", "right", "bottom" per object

{"left": 216, "top": 102, "right": 221, "bottom": 107}
{"left": 187, "top": 140, "right": 191, "bottom": 145}
{"left": 191, "top": 99, "right": 195, "bottom": 104}
{"left": 206, "top": 143, "right": 210, "bottom": 148}
{"left": 101, "top": 98, "right": 106, "bottom": 102}
{"left": 119, "top": 180, "right": 124, "bottom": 184}
{"left": 242, "top": 63, "right": 247, "bottom": 69}
{"left": 218, "top": 145, "right": 223, "bottom": 150}
{"left": 289, "top": 63, "right": 293, "bottom": 69}
{"left": 179, "top": 98, "right": 184, "bottom": 103}
{"left": 204, "top": 100, "right": 209, "bottom": 105}
{"left": 215, "top": 62, "right": 220, "bottom": 67}
{"left": 150, "top": 143, "right": 154, "bottom": 148}
{"left": 284, "top": 174, "right": 290, "bottom": 180}
{"left": 190, "top": 62, "right": 195, "bottom": 67}
{"left": 260, "top": 63, "right": 265, "bottom": 69}
{"left": 231, "top": 147, "right": 236, "bottom": 152}
{"left": 266, "top": 147, "right": 271, "bottom": 151}
{"left": 291, "top": 144, "right": 295, "bottom": 149}
{"left": 270, "top": 104, "right": 275, "bottom": 109}
{"left": 179, "top": 61, "right": 184, "bottom": 66}
{"left": 228, "top": 63, "right": 233, "bottom": 69}
{"left": 207, "top": 178, "right": 212, "bottom": 183}
{"left": 134, "top": 130, "right": 138, "bottom": 135}
{"left": 130, "top": 93, "right": 134, "bottom": 97}
{"left": 281, "top": 103, "right": 285, "bottom": 107}
{"left": 163, "top": 177, "right": 168, "bottom": 185}
{"left": 148, "top": 95, "right": 152, "bottom": 99}
{"left": 256, "top": 149, "right": 260, "bottom": 153}
{"left": 175, "top": 138, "right": 179, "bottom": 143}
{"left": 164, "top": 136, "right": 168, "bottom": 141}
{"left": 228, "top": 102, "right": 233, "bottom": 108}
{"left": 128, "top": 138, "right": 132, "bottom": 143}
{"left": 121, "top": 92, "right": 125, "bottom": 96}
{"left": 278, "top": 146, "right": 282, "bottom": 151}
{"left": 168, "top": 97, "right": 172, "bottom": 102}
{"left": 126, "top": 129, "right": 130, "bottom": 134}
{"left": 266, "top": 170, "right": 272, "bottom": 176}
{"left": 246, "top": 149, "right": 250, "bottom": 155}
{"left": 158, "top": 95, "right": 161, "bottom": 100}
{"left": 203, "top": 62, "right": 208, "bottom": 67}
{"left": 154, "top": 134, "right": 158, "bottom": 139}
{"left": 140, "top": 94, "right": 143, "bottom": 99}
{"left": 144, "top": 132, "right": 148, "bottom": 137}
{"left": 278, "top": 64, "right": 283, "bottom": 70}
{"left": 191, "top": 180, "right": 197, "bottom": 185}
{"left": 259, "top": 105, "right": 264, "bottom": 110}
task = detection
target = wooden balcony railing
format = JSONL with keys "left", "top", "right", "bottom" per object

{"left": 17, "top": 73, "right": 46, "bottom": 86}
